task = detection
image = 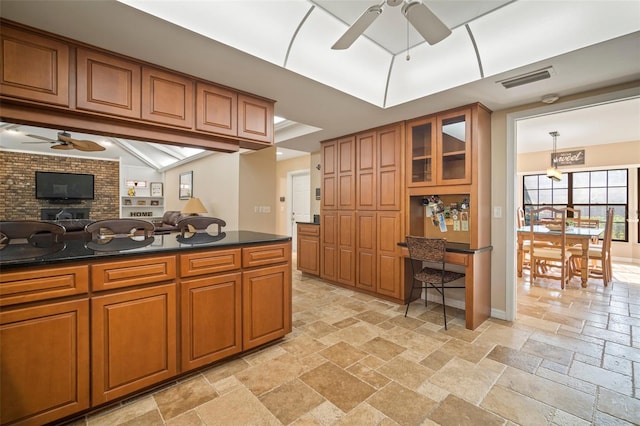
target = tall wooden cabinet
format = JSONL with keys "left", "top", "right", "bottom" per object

{"left": 320, "top": 136, "right": 356, "bottom": 285}
{"left": 321, "top": 123, "right": 404, "bottom": 300}
{"left": 406, "top": 104, "right": 491, "bottom": 250}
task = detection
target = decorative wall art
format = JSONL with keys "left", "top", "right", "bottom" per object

{"left": 150, "top": 182, "right": 163, "bottom": 196}
{"left": 179, "top": 171, "right": 193, "bottom": 200}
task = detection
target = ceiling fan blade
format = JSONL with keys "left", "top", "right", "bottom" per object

{"left": 332, "top": 4, "right": 383, "bottom": 50}
{"left": 51, "top": 144, "right": 74, "bottom": 150}
{"left": 402, "top": 1, "right": 451, "bottom": 45}
{"left": 71, "top": 141, "right": 106, "bottom": 152}
{"left": 25, "top": 134, "right": 56, "bottom": 143}
{"left": 58, "top": 134, "right": 106, "bottom": 152}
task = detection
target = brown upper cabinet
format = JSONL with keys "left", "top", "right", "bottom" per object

{"left": 0, "top": 25, "right": 70, "bottom": 106}
{"left": 76, "top": 48, "right": 142, "bottom": 119}
{"left": 142, "top": 66, "right": 194, "bottom": 128}
{"left": 238, "top": 94, "right": 274, "bottom": 145}
{"left": 196, "top": 82, "right": 237, "bottom": 136}
{"left": 407, "top": 108, "right": 472, "bottom": 187}
{"left": 337, "top": 136, "right": 356, "bottom": 210}
{"left": 0, "top": 20, "right": 275, "bottom": 149}
{"left": 356, "top": 123, "right": 403, "bottom": 211}
{"left": 321, "top": 140, "right": 337, "bottom": 210}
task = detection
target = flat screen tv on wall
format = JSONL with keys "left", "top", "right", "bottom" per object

{"left": 35, "top": 171, "right": 95, "bottom": 200}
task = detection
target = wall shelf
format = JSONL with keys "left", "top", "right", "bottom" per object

{"left": 121, "top": 196, "right": 164, "bottom": 219}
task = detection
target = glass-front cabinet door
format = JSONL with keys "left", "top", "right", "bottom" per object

{"left": 437, "top": 108, "right": 471, "bottom": 185}
{"left": 408, "top": 117, "right": 436, "bottom": 186}
{"left": 407, "top": 108, "right": 472, "bottom": 187}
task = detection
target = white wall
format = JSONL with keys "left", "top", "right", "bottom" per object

{"left": 165, "top": 152, "right": 240, "bottom": 230}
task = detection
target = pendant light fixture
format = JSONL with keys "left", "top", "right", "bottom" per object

{"left": 546, "top": 131, "right": 562, "bottom": 181}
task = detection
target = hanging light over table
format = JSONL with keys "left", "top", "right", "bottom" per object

{"left": 546, "top": 131, "right": 562, "bottom": 181}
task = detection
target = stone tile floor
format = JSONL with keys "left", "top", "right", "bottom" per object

{"left": 72, "top": 261, "right": 640, "bottom": 425}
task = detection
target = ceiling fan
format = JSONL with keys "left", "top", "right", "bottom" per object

{"left": 22, "top": 131, "right": 105, "bottom": 152}
{"left": 332, "top": 0, "right": 451, "bottom": 50}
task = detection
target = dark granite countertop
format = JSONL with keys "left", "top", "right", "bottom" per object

{"left": 397, "top": 241, "right": 492, "bottom": 254}
{"left": 0, "top": 231, "right": 291, "bottom": 269}
{"left": 295, "top": 221, "right": 320, "bottom": 225}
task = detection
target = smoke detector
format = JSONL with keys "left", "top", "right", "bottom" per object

{"left": 541, "top": 94, "right": 560, "bottom": 104}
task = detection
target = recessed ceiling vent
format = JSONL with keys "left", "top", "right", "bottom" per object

{"left": 498, "top": 67, "right": 555, "bottom": 89}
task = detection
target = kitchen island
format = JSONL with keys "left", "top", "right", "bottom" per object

{"left": 0, "top": 230, "right": 292, "bottom": 426}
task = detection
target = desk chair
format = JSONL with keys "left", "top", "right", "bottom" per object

{"left": 404, "top": 236, "right": 465, "bottom": 330}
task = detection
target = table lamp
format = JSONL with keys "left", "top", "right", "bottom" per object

{"left": 181, "top": 197, "right": 207, "bottom": 215}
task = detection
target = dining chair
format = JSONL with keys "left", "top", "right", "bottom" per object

{"left": 403, "top": 236, "right": 465, "bottom": 330}
{"left": 568, "top": 208, "right": 613, "bottom": 286}
{"left": 517, "top": 207, "right": 550, "bottom": 275}
{"left": 575, "top": 217, "right": 601, "bottom": 244}
{"left": 529, "top": 206, "right": 571, "bottom": 288}
{"left": 560, "top": 206, "right": 581, "bottom": 227}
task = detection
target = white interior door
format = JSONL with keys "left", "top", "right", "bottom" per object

{"left": 290, "top": 171, "right": 310, "bottom": 252}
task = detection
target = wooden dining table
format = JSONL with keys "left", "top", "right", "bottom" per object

{"left": 517, "top": 225, "right": 604, "bottom": 287}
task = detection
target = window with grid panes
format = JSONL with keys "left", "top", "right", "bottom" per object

{"left": 522, "top": 169, "right": 628, "bottom": 242}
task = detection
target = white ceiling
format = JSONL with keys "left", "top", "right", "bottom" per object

{"left": 0, "top": 0, "right": 639, "bottom": 161}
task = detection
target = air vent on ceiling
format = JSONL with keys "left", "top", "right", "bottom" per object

{"left": 498, "top": 67, "right": 555, "bottom": 89}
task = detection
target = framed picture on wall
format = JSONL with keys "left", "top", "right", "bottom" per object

{"left": 179, "top": 171, "right": 193, "bottom": 200}
{"left": 150, "top": 182, "right": 163, "bottom": 197}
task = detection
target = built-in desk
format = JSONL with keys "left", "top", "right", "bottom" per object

{"left": 399, "top": 241, "right": 492, "bottom": 330}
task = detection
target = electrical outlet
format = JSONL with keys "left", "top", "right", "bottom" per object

{"left": 493, "top": 206, "right": 502, "bottom": 218}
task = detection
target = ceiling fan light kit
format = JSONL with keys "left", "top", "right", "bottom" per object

{"left": 332, "top": 0, "right": 451, "bottom": 50}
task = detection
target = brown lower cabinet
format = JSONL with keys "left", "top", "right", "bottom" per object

{"left": 296, "top": 223, "right": 320, "bottom": 276}
{"left": 181, "top": 272, "right": 242, "bottom": 371}
{"left": 91, "top": 284, "right": 178, "bottom": 405}
{"left": 0, "top": 299, "right": 90, "bottom": 426}
{"left": 0, "top": 239, "right": 291, "bottom": 425}
{"left": 242, "top": 263, "right": 292, "bottom": 350}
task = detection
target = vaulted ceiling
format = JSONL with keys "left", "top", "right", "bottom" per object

{"left": 1, "top": 0, "right": 639, "bottom": 159}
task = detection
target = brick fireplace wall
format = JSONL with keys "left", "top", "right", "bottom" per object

{"left": 0, "top": 151, "right": 119, "bottom": 221}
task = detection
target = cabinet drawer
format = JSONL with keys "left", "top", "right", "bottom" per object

{"left": 298, "top": 224, "right": 320, "bottom": 237}
{"left": 445, "top": 252, "right": 468, "bottom": 266}
{"left": 0, "top": 265, "right": 88, "bottom": 306}
{"left": 242, "top": 243, "right": 291, "bottom": 268}
{"left": 179, "top": 248, "right": 241, "bottom": 278}
{"left": 91, "top": 256, "right": 176, "bottom": 291}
